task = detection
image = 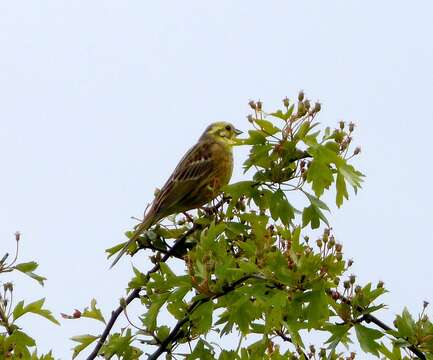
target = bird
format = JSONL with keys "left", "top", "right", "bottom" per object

{"left": 110, "top": 121, "right": 242, "bottom": 268}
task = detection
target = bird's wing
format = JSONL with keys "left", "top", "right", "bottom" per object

{"left": 110, "top": 140, "right": 216, "bottom": 269}
{"left": 152, "top": 140, "right": 216, "bottom": 214}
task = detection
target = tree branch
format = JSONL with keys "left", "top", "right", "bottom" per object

{"left": 361, "top": 314, "right": 426, "bottom": 360}
{"left": 336, "top": 292, "right": 426, "bottom": 360}
{"left": 147, "top": 274, "right": 254, "bottom": 360}
{"left": 86, "top": 225, "right": 200, "bottom": 360}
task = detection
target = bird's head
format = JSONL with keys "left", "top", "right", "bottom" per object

{"left": 200, "top": 122, "right": 242, "bottom": 145}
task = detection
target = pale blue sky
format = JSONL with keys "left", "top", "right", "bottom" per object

{"left": 1, "top": 1, "right": 432, "bottom": 358}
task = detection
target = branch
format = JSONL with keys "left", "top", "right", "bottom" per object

{"left": 147, "top": 274, "right": 254, "bottom": 360}
{"left": 361, "top": 314, "right": 426, "bottom": 360}
{"left": 275, "top": 330, "right": 309, "bottom": 359}
{"left": 336, "top": 292, "right": 426, "bottom": 360}
{"left": 86, "top": 225, "right": 200, "bottom": 360}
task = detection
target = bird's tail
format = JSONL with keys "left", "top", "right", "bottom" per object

{"left": 109, "top": 215, "right": 154, "bottom": 269}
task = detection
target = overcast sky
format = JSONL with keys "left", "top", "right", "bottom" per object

{"left": 1, "top": 1, "right": 432, "bottom": 358}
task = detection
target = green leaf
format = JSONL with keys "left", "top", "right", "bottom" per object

{"left": 394, "top": 307, "right": 416, "bottom": 339}
{"left": 338, "top": 162, "right": 364, "bottom": 193}
{"left": 128, "top": 266, "right": 149, "bottom": 289}
{"left": 105, "top": 241, "right": 126, "bottom": 258}
{"left": 270, "top": 189, "right": 295, "bottom": 225}
{"left": 305, "top": 290, "right": 329, "bottom": 326}
{"left": 4, "top": 330, "right": 35, "bottom": 358}
{"left": 324, "top": 324, "right": 352, "bottom": 351}
{"left": 190, "top": 301, "right": 213, "bottom": 334}
{"left": 13, "top": 298, "right": 60, "bottom": 325}
{"left": 306, "top": 159, "right": 334, "bottom": 197}
{"left": 302, "top": 204, "right": 329, "bottom": 229}
{"left": 101, "top": 329, "right": 141, "bottom": 359}
{"left": 219, "top": 350, "right": 239, "bottom": 360}
{"left": 245, "top": 130, "right": 267, "bottom": 145}
{"left": 254, "top": 119, "right": 280, "bottom": 135}
{"left": 71, "top": 334, "right": 99, "bottom": 359}
{"left": 354, "top": 324, "right": 384, "bottom": 356}
{"left": 336, "top": 172, "right": 349, "bottom": 207}
{"left": 14, "top": 262, "right": 47, "bottom": 286}
{"left": 142, "top": 293, "right": 169, "bottom": 332}
{"left": 187, "top": 339, "right": 215, "bottom": 360}
{"left": 155, "top": 325, "right": 170, "bottom": 342}
{"left": 31, "top": 350, "right": 56, "bottom": 360}
{"left": 14, "top": 261, "right": 38, "bottom": 272}
{"left": 378, "top": 343, "right": 402, "bottom": 360}
{"left": 304, "top": 192, "right": 330, "bottom": 211}
{"left": 82, "top": 299, "right": 106, "bottom": 324}
{"left": 223, "top": 181, "right": 256, "bottom": 215}
{"left": 243, "top": 143, "right": 273, "bottom": 172}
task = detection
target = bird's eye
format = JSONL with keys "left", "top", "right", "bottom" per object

{"left": 225, "top": 125, "right": 232, "bottom": 131}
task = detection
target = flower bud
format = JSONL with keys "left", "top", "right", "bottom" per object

{"left": 298, "top": 90, "right": 305, "bottom": 102}
{"left": 334, "top": 277, "right": 340, "bottom": 286}
{"left": 354, "top": 147, "right": 361, "bottom": 155}
{"left": 316, "top": 239, "right": 323, "bottom": 248}
{"left": 335, "top": 243, "right": 343, "bottom": 252}
{"left": 347, "top": 259, "right": 354, "bottom": 267}
{"left": 256, "top": 100, "right": 262, "bottom": 111}
{"left": 423, "top": 301, "right": 429, "bottom": 309}
{"left": 15, "top": 231, "right": 21, "bottom": 242}
{"left": 3, "top": 282, "right": 13, "bottom": 292}
{"left": 297, "top": 102, "right": 306, "bottom": 117}
{"left": 336, "top": 253, "right": 343, "bottom": 261}
{"left": 349, "top": 274, "right": 356, "bottom": 284}
{"left": 349, "top": 122, "right": 355, "bottom": 132}
{"left": 313, "top": 102, "right": 321, "bottom": 113}
{"left": 249, "top": 100, "right": 256, "bottom": 110}
{"left": 304, "top": 235, "right": 309, "bottom": 243}
{"left": 304, "top": 100, "right": 310, "bottom": 111}
{"left": 319, "top": 348, "right": 326, "bottom": 357}
{"left": 343, "top": 280, "right": 351, "bottom": 289}
{"left": 377, "top": 280, "right": 384, "bottom": 288}
{"left": 339, "top": 121, "right": 345, "bottom": 130}
{"left": 309, "top": 345, "right": 316, "bottom": 354}
{"left": 355, "top": 285, "right": 362, "bottom": 294}
{"left": 283, "top": 97, "right": 290, "bottom": 107}
{"left": 247, "top": 114, "right": 254, "bottom": 123}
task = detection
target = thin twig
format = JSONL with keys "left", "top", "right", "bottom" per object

{"left": 337, "top": 293, "right": 426, "bottom": 360}
{"left": 275, "top": 330, "right": 308, "bottom": 359}
{"left": 86, "top": 225, "right": 200, "bottom": 360}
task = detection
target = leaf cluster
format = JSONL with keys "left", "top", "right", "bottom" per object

{"left": 0, "top": 233, "right": 58, "bottom": 359}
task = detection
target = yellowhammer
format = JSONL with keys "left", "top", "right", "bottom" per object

{"left": 110, "top": 121, "right": 242, "bottom": 268}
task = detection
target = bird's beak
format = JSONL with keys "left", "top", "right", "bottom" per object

{"left": 234, "top": 128, "right": 243, "bottom": 136}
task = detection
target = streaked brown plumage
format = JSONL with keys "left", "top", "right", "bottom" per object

{"left": 110, "top": 122, "right": 241, "bottom": 268}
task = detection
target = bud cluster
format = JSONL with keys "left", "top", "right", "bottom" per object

{"left": 332, "top": 120, "right": 361, "bottom": 158}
